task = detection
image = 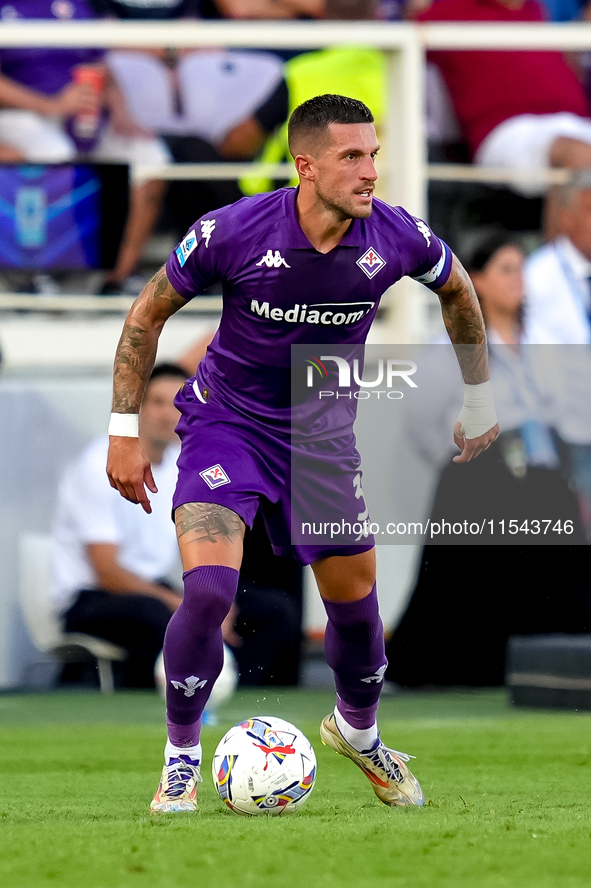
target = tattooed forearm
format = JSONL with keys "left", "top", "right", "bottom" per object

{"left": 175, "top": 503, "right": 245, "bottom": 545}
{"left": 436, "top": 255, "right": 489, "bottom": 385}
{"left": 112, "top": 320, "right": 157, "bottom": 413}
{"left": 111, "top": 266, "right": 187, "bottom": 414}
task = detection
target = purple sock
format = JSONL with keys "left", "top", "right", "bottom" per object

{"left": 323, "top": 584, "right": 386, "bottom": 729}
{"left": 164, "top": 564, "right": 239, "bottom": 746}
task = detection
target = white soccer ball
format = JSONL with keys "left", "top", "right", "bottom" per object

{"left": 212, "top": 715, "right": 317, "bottom": 816}
{"left": 154, "top": 645, "right": 238, "bottom": 709}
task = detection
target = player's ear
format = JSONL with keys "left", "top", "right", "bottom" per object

{"left": 294, "top": 154, "right": 315, "bottom": 181}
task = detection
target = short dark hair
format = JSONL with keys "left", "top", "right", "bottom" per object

{"left": 461, "top": 229, "right": 522, "bottom": 273}
{"left": 147, "top": 362, "right": 187, "bottom": 388}
{"left": 288, "top": 94, "right": 374, "bottom": 157}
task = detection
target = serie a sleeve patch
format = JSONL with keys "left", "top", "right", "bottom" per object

{"left": 175, "top": 229, "right": 199, "bottom": 267}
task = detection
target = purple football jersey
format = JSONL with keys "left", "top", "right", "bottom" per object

{"left": 165, "top": 187, "right": 451, "bottom": 436}
{"left": 0, "top": 0, "right": 103, "bottom": 94}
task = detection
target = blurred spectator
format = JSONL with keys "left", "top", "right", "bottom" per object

{"left": 417, "top": 0, "right": 591, "bottom": 205}
{"left": 106, "top": 48, "right": 288, "bottom": 232}
{"left": 525, "top": 170, "right": 591, "bottom": 343}
{"left": 50, "top": 363, "right": 187, "bottom": 688}
{"left": 97, "top": 0, "right": 289, "bottom": 234}
{"left": 385, "top": 230, "right": 587, "bottom": 687}
{"left": 0, "top": 0, "right": 172, "bottom": 294}
{"left": 524, "top": 169, "right": 591, "bottom": 537}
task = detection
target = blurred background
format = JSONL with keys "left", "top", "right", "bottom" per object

{"left": 3, "top": 0, "right": 591, "bottom": 697}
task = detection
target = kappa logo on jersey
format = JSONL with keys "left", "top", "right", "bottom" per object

{"left": 356, "top": 247, "right": 386, "bottom": 279}
{"left": 199, "top": 464, "right": 231, "bottom": 489}
{"left": 256, "top": 249, "right": 291, "bottom": 269}
{"left": 171, "top": 676, "right": 207, "bottom": 697}
{"left": 175, "top": 229, "right": 198, "bottom": 267}
{"left": 416, "top": 219, "right": 432, "bottom": 246}
{"left": 201, "top": 218, "right": 216, "bottom": 247}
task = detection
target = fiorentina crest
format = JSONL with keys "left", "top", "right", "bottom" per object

{"left": 356, "top": 246, "right": 386, "bottom": 279}
{"left": 199, "top": 464, "right": 231, "bottom": 489}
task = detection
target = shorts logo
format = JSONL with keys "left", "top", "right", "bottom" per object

{"left": 356, "top": 247, "right": 386, "bottom": 279}
{"left": 175, "top": 229, "right": 198, "bottom": 267}
{"left": 200, "top": 464, "right": 231, "bottom": 489}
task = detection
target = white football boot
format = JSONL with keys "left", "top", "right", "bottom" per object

{"left": 150, "top": 755, "right": 203, "bottom": 813}
{"left": 320, "top": 713, "right": 425, "bottom": 807}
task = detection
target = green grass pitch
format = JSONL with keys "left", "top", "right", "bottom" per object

{"left": 1, "top": 688, "right": 590, "bottom": 888}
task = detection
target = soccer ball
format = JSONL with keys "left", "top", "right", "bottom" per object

{"left": 212, "top": 716, "right": 317, "bottom": 816}
{"left": 153, "top": 645, "right": 238, "bottom": 709}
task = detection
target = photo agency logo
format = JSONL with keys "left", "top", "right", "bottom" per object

{"left": 305, "top": 354, "right": 418, "bottom": 400}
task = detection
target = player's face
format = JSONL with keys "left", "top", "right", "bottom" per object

{"left": 312, "top": 123, "right": 380, "bottom": 221}
{"left": 140, "top": 377, "right": 182, "bottom": 449}
{"left": 470, "top": 245, "right": 524, "bottom": 318}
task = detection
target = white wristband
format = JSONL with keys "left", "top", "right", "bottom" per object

{"left": 108, "top": 413, "right": 139, "bottom": 437}
{"left": 456, "top": 381, "right": 498, "bottom": 440}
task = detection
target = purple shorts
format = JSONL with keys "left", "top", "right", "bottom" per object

{"left": 172, "top": 380, "right": 375, "bottom": 566}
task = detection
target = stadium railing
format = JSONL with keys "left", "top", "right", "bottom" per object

{"left": 0, "top": 20, "right": 590, "bottom": 337}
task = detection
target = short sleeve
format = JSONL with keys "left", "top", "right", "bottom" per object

{"left": 165, "top": 214, "right": 223, "bottom": 300}
{"left": 395, "top": 208, "right": 453, "bottom": 290}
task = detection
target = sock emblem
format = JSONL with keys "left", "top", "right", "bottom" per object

{"left": 171, "top": 676, "right": 208, "bottom": 697}
{"left": 360, "top": 664, "right": 387, "bottom": 684}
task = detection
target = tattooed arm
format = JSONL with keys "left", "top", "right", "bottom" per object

{"left": 107, "top": 267, "right": 188, "bottom": 512}
{"left": 434, "top": 254, "right": 500, "bottom": 462}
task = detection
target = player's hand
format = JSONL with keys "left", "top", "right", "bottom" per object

{"left": 107, "top": 436, "right": 158, "bottom": 514}
{"left": 453, "top": 421, "right": 500, "bottom": 463}
{"left": 47, "top": 82, "right": 98, "bottom": 117}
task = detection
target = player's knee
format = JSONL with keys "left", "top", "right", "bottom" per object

{"left": 323, "top": 588, "right": 381, "bottom": 645}
{"left": 182, "top": 564, "right": 239, "bottom": 630}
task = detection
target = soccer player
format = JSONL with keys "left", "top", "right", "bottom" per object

{"left": 107, "top": 94, "right": 499, "bottom": 812}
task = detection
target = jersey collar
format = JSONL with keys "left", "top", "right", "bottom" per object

{"left": 285, "top": 187, "right": 362, "bottom": 250}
